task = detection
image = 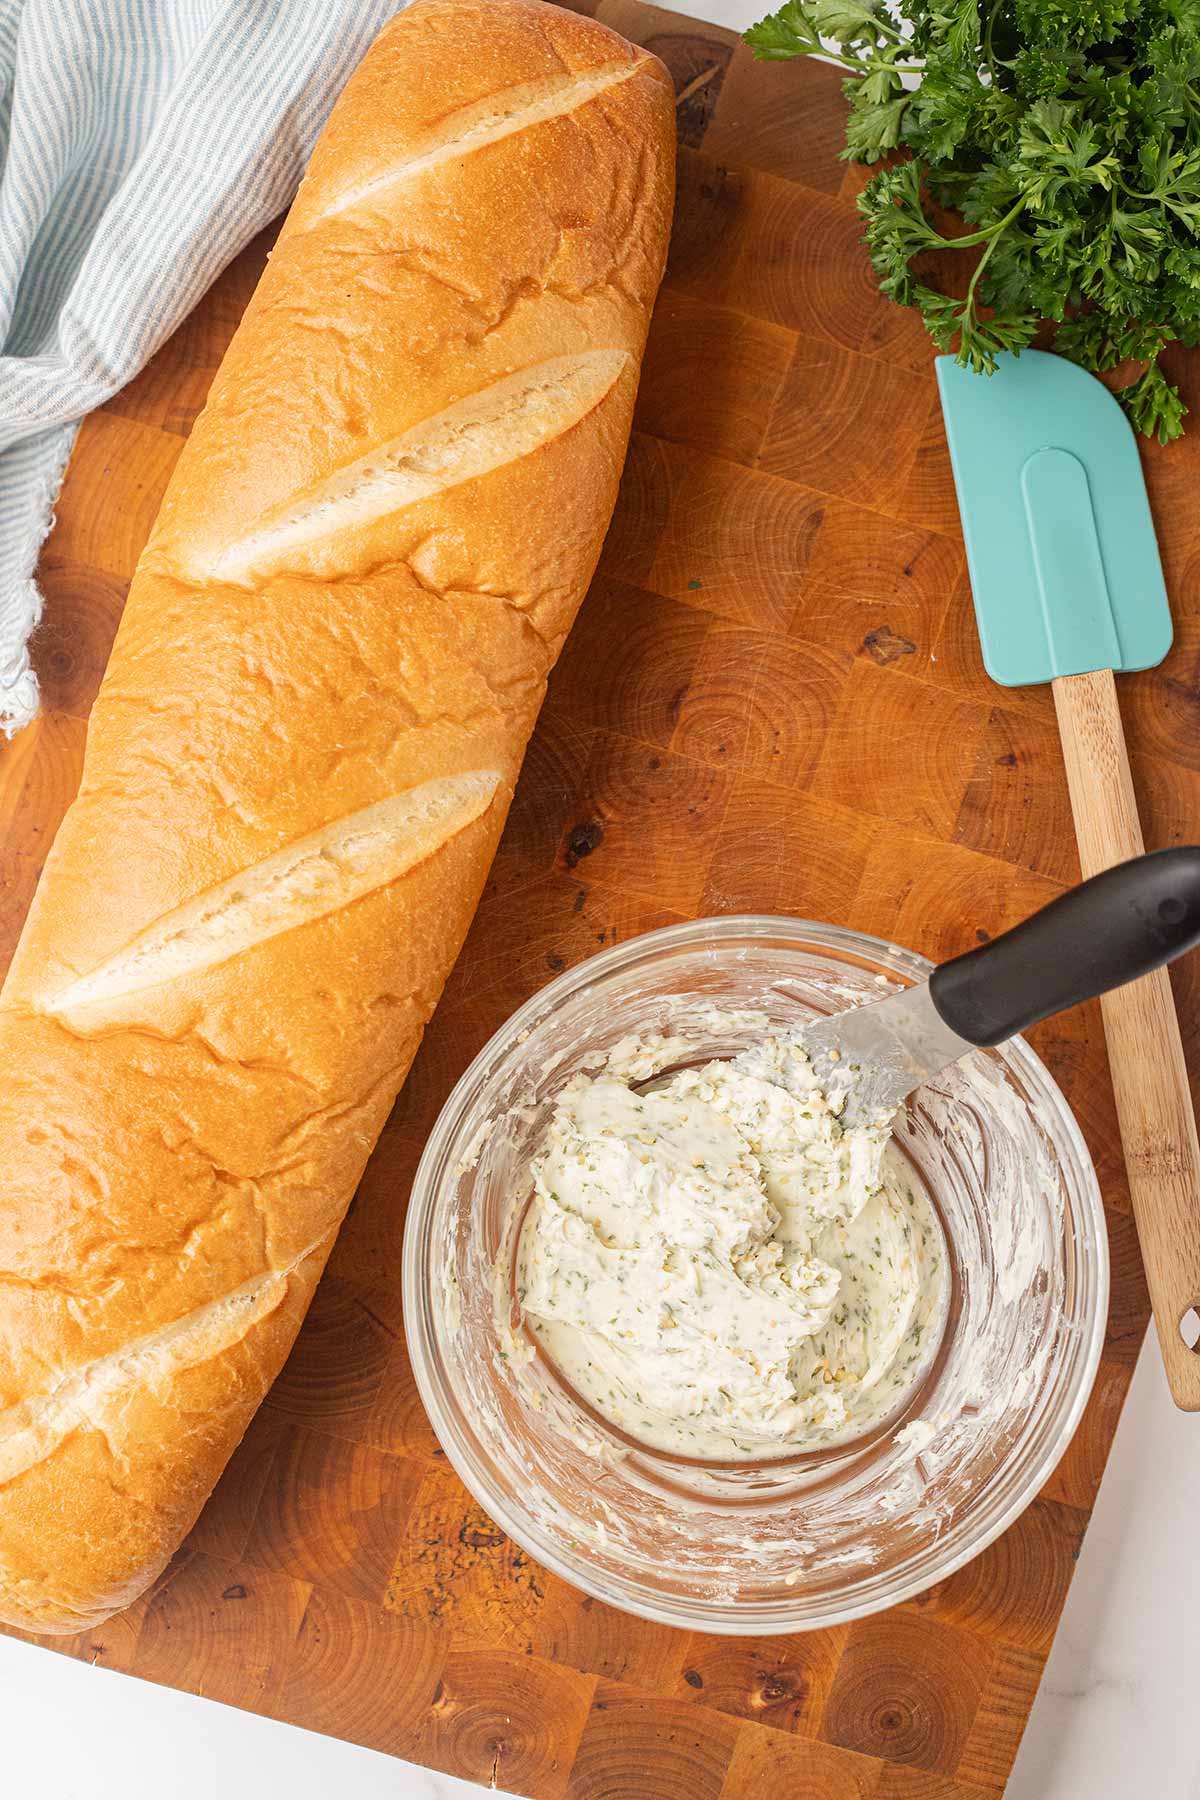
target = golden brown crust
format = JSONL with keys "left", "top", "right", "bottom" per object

{"left": 0, "top": 0, "right": 673, "bottom": 1633}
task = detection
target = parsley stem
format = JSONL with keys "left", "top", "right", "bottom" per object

{"left": 962, "top": 194, "right": 1026, "bottom": 317}
{"left": 982, "top": 0, "right": 1004, "bottom": 71}
{"left": 827, "top": 47, "right": 923, "bottom": 74}
{"left": 1114, "top": 173, "right": 1194, "bottom": 206}
{"left": 867, "top": 8, "right": 908, "bottom": 45}
{"left": 912, "top": 190, "right": 1027, "bottom": 252}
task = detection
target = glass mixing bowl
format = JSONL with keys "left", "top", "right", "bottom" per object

{"left": 403, "top": 917, "right": 1107, "bottom": 1634}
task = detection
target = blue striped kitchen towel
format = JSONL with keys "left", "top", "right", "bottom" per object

{"left": 0, "top": 0, "right": 402, "bottom": 736}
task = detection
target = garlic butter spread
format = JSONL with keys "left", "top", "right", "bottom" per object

{"left": 517, "top": 1034, "right": 946, "bottom": 1459}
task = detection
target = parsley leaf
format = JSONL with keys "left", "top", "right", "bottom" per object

{"left": 1121, "top": 360, "right": 1189, "bottom": 441}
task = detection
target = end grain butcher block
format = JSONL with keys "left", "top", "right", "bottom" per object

{"left": 1, "top": 0, "right": 1191, "bottom": 1793}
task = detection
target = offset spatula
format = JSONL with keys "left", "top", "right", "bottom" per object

{"left": 805, "top": 849, "right": 1200, "bottom": 1123}
{"left": 937, "top": 349, "right": 1200, "bottom": 1409}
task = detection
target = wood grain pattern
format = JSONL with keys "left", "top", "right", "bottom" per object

{"left": 0, "top": 2, "right": 1187, "bottom": 1791}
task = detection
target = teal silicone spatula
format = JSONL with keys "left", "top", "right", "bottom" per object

{"left": 937, "top": 348, "right": 1200, "bottom": 1411}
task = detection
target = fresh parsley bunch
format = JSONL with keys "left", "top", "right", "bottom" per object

{"left": 746, "top": 0, "right": 1200, "bottom": 441}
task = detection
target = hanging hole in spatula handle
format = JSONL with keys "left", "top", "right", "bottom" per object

{"left": 928, "top": 846, "right": 1200, "bottom": 1047}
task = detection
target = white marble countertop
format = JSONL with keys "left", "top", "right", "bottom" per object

{"left": 1007, "top": 1337, "right": 1200, "bottom": 1799}
{"left": 4, "top": 2, "right": 1197, "bottom": 1795}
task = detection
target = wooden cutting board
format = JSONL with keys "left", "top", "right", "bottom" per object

{"left": 2, "top": 1, "right": 1194, "bottom": 1792}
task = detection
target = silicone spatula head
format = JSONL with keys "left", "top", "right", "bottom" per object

{"left": 936, "top": 350, "right": 1173, "bottom": 687}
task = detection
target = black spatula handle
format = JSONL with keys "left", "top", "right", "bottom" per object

{"left": 928, "top": 847, "right": 1200, "bottom": 1046}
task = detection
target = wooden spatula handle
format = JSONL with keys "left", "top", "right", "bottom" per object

{"left": 1053, "top": 668, "right": 1200, "bottom": 1409}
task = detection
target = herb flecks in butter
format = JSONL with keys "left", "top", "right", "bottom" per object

{"left": 517, "top": 1034, "right": 946, "bottom": 1460}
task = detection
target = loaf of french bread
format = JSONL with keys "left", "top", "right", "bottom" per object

{"left": 0, "top": 0, "right": 673, "bottom": 1633}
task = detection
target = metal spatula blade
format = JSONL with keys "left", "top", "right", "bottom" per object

{"left": 801, "top": 984, "right": 969, "bottom": 1127}
{"left": 801, "top": 850, "right": 1200, "bottom": 1131}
